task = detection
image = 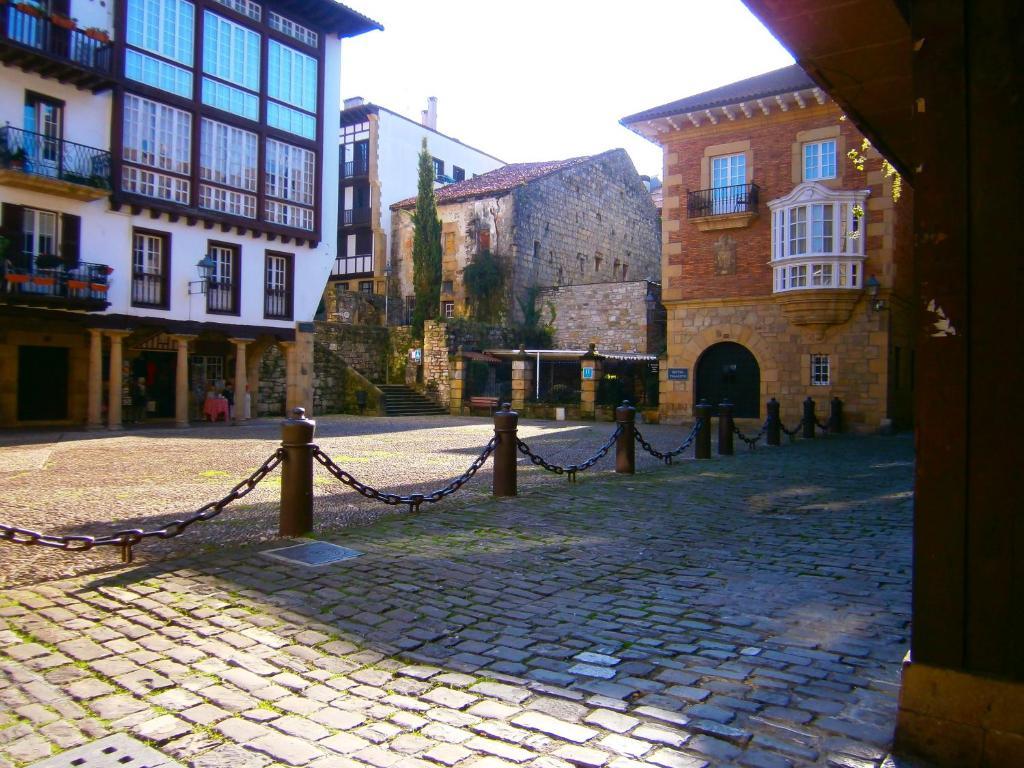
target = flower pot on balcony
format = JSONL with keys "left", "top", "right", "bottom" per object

{"left": 67, "top": 279, "right": 88, "bottom": 290}
{"left": 50, "top": 13, "right": 76, "bottom": 29}
{"left": 5, "top": 274, "right": 30, "bottom": 284}
{"left": 83, "top": 27, "right": 110, "bottom": 43}
{"left": 31, "top": 275, "right": 56, "bottom": 286}
{"left": 88, "top": 283, "right": 108, "bottom": 293}
{"left": 15, "top": 2, "right": 44, "bottom": 17}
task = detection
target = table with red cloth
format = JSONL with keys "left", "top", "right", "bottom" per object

{"left": 203, "top": 397, "right": 229, "bottom": 422}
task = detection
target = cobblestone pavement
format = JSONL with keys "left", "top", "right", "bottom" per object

{"left": 1, "top": 430, "right": 914, "bottom": 768}
{"left": 0, "top": 415, "right": 713, "bottom": 586}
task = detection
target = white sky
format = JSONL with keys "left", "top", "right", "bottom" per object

{"left": 337, "top": 0, "right": 794, "bottom": 179}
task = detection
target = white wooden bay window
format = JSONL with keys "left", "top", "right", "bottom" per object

{"left": 769, "top": 182, "right": 869, "bottom": 293}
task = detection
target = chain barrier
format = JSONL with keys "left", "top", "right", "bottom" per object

{"left": 516, "top": 425, "right": 622, "bottom": 482}
{"left": 732, "top": 420, "right": 769, "bottom": 450}
{"left": 780, "top": 418, "right": 803, "bottom": 441}
{"left": 815, "top": 418, "right": 830, "bottom": 432}
{"left": 313, "top": 438, "right": 497, "bottom": 513}
{"left": 633, "top": 419, "right": 703, "bottom": 465}
{"left": 0, "top": 449, "right": 284, "bottom": 563}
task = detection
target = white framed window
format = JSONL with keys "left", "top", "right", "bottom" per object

{"left": 810, "top": 203, "right": 834, "bottom": 253}
{"left": 125, "top": 49, "right": 193, "bottom": 97}
{"left": 21, "top": 208, "right": 57, "bottom": 258}
{"left": 443, "top": 301, "right": 454, "bottom": 318}
{"left": 131, "top": 230, "right": 167, "bottom": 307}
{"left": 710, "top": 153, "right": 747, "bottom": 214}
{"left": 206, "top": 243, "right": 237, "bottom": 314}
{"left": 201, "top": 78, "right": 259, "bottom": 121}
{"left": 200, "top": 118, "right": 257, "bottom": 191}
{"left": 122, "top": 94, "right": 192, "bottom": 176}
{"left": 265, "top": 139, "right": 314, "bottom": 205}
{"left": 811, "top": 354, "right": 831, "bottom": 386}
{"left": 266, "top": 102, "right": 316, "bottom": 140}
{"left": 269, "top": 11, "right": 317, "bottom": 47}
{"left": 211, "top": 0, "right": 260, "bottom": 22}
{"left": 122, "top": 166, "right": 190, "bottom": 203}
{"left": 268, "top": 40, "right": 317, "bottom": 111}
{"left": 264, "top": 200, "right": 313, "bottom": 230}
{"left": 804, "top": 140, "right": 837, "bottom": 181}
{"left": 202, "top": 11, "right": 260, "bottom": 92}
{"left": 126, "top": 0, "right": 195, "bottom": 66}
{"left": 265, "top": 252, "right": 290, "bottom": 319}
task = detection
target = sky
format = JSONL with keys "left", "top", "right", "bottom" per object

{"left": 337, "top": 0, "right": 794, "bottom": 179}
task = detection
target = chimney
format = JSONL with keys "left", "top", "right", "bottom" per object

{"left": 421, "top": 96, "right": 437, "bottom": 130}
{"left": 343, "top": 96, "right": 366, "bottom": 109}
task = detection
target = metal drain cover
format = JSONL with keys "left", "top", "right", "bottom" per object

{"left": 28, "top": 734, "right": 183, "bottom": 768}
{"left": 260, "top": 540, "right": 362, "bottom": 567}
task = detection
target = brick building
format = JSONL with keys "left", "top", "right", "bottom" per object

{"left": 390, "top": 148, "right": 661, "bottom": 325}
{"left": 622, "top": 65, "right": 914, "bottom": 431}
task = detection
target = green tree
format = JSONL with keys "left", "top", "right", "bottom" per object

{"left": 462, "top": 249, "right": 504, "bottom": 321}
{"left": 411, "top": 137, "right": 442, "bottom": 336}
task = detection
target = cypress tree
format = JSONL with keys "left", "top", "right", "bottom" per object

{"left": 411, "top": 138, "right": 442, "bottom": 336}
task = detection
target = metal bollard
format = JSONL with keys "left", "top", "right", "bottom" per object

{"left": 829, "top": 397, "right": 843, "bottom": 434}
{"left": 766, "top": 398, "right": 781, "bottom": 446}
{"left": 280, "top": 407, "right": 316, "bottom": 537}
{"left": 615, "top": 400, "right": 636, "bottom": 474}
{"left": 718, "top": 400, "right": 734, "bottom": 456}
{"left": 802, "top": 397, "right": 816, "bottom": 439}
{"left": 694, "top": 399, "right": 712, "bottom": 459}
{"left": 492, "top": 403, "right": 518, "bottom": 497}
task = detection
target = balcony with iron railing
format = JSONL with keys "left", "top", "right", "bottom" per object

{"left": 686, "top": 182, "right": 760, "bottom": 231}
{"left": 341, "top": 207, "right": 371, "bottom": 227}
{"left": 0, "top": 4, "right": 114, "bottom": 90}
{"left": 1, "top": 124, "right": 111, "bottom": 200}
{"left": 264, "top": 287, "right": 290, "bottom": 319}
{"left": 1, "top": 257, "right": 111, "bottom": 310}
{"left": 341, "top": 158, "right": 369, "bottom": 178}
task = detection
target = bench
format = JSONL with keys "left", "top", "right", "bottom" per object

{"left": 468, "top": 396, "right": 500, "bottom": 412}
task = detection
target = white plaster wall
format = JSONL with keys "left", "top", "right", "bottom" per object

{"left": 0, "top": 68, "right": 112, "bottom": 151}
{"left": 376, "top": 109, "right": 502, "bottom": 264}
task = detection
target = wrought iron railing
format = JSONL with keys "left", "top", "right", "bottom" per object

{"left": 131, "top": 272, "right": 164, "bottom": 306}
{"left": 341, "top": 159, "right": 368, "bottom": 178}
{"left": 207, "top": 281, "right": 235, "bottom": 313}
{"left": 687, "top": 182, "right": 760, "bottom": 218}
{"left": 265, "top": 287, "right": 289, "bottom": 318}
{"left": 2, "top": 259, "right": 110, "bottom": 303}
{"left": 342, "top": 207, "right": 370, "bottom": 226}
{"left": 1, "top": 6, "right": 113, "bottom": 72}
{"left": 0, "top": 124, "right": 111, "bottom": 189}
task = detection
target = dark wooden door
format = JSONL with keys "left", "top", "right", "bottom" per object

{"left": 17, "top": 346, "right": 69, "bottom": 421}
{"left": 695, "top": 342, "right": 760, "bottom": 418}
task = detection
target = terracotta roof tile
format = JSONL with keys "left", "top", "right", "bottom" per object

{"left": 390, "top": 154, "right": 602, "bottom": 210}
{"left": 620, "top": 64, "right": 815, "bottom": 125}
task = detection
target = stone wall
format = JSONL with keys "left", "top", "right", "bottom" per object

{"left": 391, "top": 149, "right": 661, "bottom": 325}
{"left": 313, "top": 322, "right": 391, "bottom": 383}
{"left": 537, "top": 280, "right": 665, "bottom": 353}
{"left": 422, "top": 320, "right": 450, "bottom": 407}
{"left": 322, "top": 288, "right": 385, "bottom": 326}
{"left": 509, "top": 148, "right": 661, "bottom": 320}
{"left": 257, "top": 344, "right": 286, "bottom": 416}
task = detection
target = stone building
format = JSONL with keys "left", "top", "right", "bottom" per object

{"left": 329, "top": 97, "right": 503, "bottom": 313}
{"left": 390, "top": 148, "right": 661, "bottom": 326}
{"left": 0, "top": 0, "right": 378, "bottom": 428}
{"left": 536, "top": 280, "right": 665, "bottom": 354}
{"left": 622, "top": 65, "right": 914, "bottom": 432}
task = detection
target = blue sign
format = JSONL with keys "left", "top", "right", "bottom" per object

{"left": 582, "top": 367, "right": 594, "bottom": 380}
{"left": 668, "top": 368, "right": 689, "bottom": 381}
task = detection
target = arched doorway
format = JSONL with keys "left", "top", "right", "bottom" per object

{"left": 695, "top": 342, "right": 760, "bottom": 417}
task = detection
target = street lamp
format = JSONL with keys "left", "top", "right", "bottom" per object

{"left": 188, "top": 254, "right": 216, "bottom": 295}
{"left": 865, "top": 274, "right": 886, "bottom": 312}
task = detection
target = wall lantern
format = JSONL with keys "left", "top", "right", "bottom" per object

{"left": 865, "top": 274, "right": 887, "bottom": 312}
{"left": 188, "top": 254, "right": 217, "bottom": 295}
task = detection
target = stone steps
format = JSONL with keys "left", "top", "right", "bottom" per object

{"left": 377, "top": 385, "right": 448, "bottom": 417}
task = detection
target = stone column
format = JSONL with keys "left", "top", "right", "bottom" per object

{"left": 105, "top": 330, "right": 131, "bottom": 430}
{"left": 289, "top": 326, "right": 315, "bottom": 416}
{"left": 86, "top": 328, "right": 104, "bottom": 430}
{"left": 171, "top": 334, "right": 196, "bottom": 428}
{"left": 579, "top": 344, "right": 603, "bottom": 420}
{"left": 510, "top": 345, "right": 533, "bottom": 413}
{"left": 230, "top": 338, "right": 253, "bottom": 423}
{"left": 449, "top": 346, "right": 465, "bottom": 416}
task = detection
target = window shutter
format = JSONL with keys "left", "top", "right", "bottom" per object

{"left": 51, "top": 0, "right": 71, "bottom": 16}
{"left": 60, "top": 213, "right": 81, "bottom": 267}
{"left": 1, "top": 204, "right": 25, "bottom": 267}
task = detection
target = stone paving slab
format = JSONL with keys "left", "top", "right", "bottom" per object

{"left": 1, "top": 433, "right": 914, "bottom": 768}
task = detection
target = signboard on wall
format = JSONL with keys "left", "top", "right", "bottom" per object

{"left": 667, "top": 368, "right": 689, "bottom": 381}
{"left": 582, "top": 367, "right": 594, "bottom": 380}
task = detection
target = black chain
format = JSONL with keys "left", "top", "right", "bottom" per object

{"left": 815, "top": 418, "right": 830, "bottom": 432}
{"left": 780, "top": 418, "right": 803, "bottom": 438}
{"left": 0, "top": 449, "right": 284, "bottom": 563}
{"left": 732, "top": 420, "right": 768, "bottom": 450}
{"left": 313, "top": 438, "right": 496, "bottom": 513}
{"left": 634, "top": 419, "right": 703, "bottom": 465}
{"left": 516, "top": 425, "right": 622, "bottom": 482}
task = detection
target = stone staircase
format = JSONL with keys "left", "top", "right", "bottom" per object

{"left": 378, "top": 384, "right": 448, "bottom": 417}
